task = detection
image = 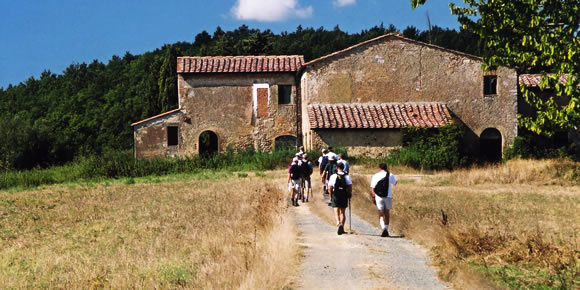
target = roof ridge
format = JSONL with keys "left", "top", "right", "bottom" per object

{"left": 302, "top": 33, "right": 481, "bottom": 68}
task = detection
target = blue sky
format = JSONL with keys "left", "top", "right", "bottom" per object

{"left": 0, "top": 0, "right": 460, "bottom": 89}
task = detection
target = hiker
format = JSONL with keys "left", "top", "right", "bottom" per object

{"left": 300, "top": 153, "right": 313, "bottom": 202}
{"left": 294, "top": 152, "right": 304, "bottom": 200}
{"left": 322, "top": 155, "right": 338, "bottom": 202}
{"left": 328, "top": 162, "right": 352, "bottom": 235}
{"left": 318, "top": 149, "right": 329, "bottom": 194}
{"left": 288, "top": 157, "right": 302, "bottom": 206}
{"left": 370, "top": 163, "right": 397, "bottom": 237}
{"left": 326, "top": 146, "right": 338, "bottom": 162}
{"left": 318, "top": 149, "right": 328, "bottom": 174}
{"left": 337, "top": 153, "right": 350, "bottom": 175}
{"left": 297, "top": 146, "right": 305, "bottom": 156}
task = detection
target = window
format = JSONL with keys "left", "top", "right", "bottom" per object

{"left": 278, "top": 85, "right": 293, "bottom": 104}
{"left": 484, "top": 75, "right": 497, "bottom": 95}
{"left": 167, "top": 126, "right": 178, "bottom": 146}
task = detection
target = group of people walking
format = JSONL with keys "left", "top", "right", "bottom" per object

{"left": 288, "top": 146, "right": 397, "bottom": 237}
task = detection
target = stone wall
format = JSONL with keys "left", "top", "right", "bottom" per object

{"left": 175, "top": 73, "right": 298, "bottom": 156}
{"left": 310, "top": 129, "right": 402, "bottom": 157}
{"left": 301, "top": 36, "right": 518, "bottom": 156}
{"left": 133, "top": 111, "right": 184, "bottom": 159}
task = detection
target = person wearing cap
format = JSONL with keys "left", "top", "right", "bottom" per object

{"left": 322, "top": 154, "right": 338, "bottom": 205}
{"left": 337, "top": 153, "right": 350, "bottom": 175}
{"left": 328, "top": 162, "right": 352, "bottom": 235}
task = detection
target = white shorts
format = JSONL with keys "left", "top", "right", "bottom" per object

{"left": 291, "top": 178, "right": 302, "bottom": 190}
{"left": 375, "top": 196, "right": 392, "bottom": 211}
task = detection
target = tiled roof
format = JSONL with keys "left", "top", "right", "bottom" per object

{"left": 131, "top": 108, "right": 182, "bottom": 126}
{"left": 519, "top": 74, "right": 577, "bottom": 87}
{"left": 307, "top": 103, "right": 452, "bottom": 129}
{"left": 177, "top": 56, "right": 304, "bottom": 73}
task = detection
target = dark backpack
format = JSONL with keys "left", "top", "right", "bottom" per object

{"left": 301, "top": 161, "right": 313, "bottom": 176}
{"left": 374, "top": 171, "right": 390, "bottom": 197}
{"left": 333, "top": 174, "right": 351, "bottom": 199}
{"left": 319, "top": 155, "right": 329, "bottom": 173}
{"left": 290, "top": 164, "right": 301, "bottom": 180}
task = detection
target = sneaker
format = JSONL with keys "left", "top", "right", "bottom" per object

{"left": 381, "top": 229, "right": 389, "bottom": 237}
{"left": 338, "top": 225, "right": 345, "bottom": 235}
{"left": 328, "top": 202, "right": 332, "bottom": 206}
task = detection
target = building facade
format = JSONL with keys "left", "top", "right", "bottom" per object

{"left": 132, "top": 34, "right": 520, "bottom": 160}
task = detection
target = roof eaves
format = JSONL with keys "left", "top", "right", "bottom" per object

{"left": 131, "top": 108, "right": 182, "bottom": 127}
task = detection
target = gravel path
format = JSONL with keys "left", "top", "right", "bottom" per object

{"left": 293, "top": 196, "right": 449, "bottom": 290}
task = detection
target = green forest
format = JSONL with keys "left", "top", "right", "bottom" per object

{"left": 0, "top": 24, "right": 481, "bottom": 170}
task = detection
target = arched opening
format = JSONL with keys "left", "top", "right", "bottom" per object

{"left": 480, "top": 128, "right": 502, "bottom": 162}
{"left": 199, "top": 130, "right": 218, "bottom": 155}
{"left": 274, "top": 135, "right": 297, "bottom": 151}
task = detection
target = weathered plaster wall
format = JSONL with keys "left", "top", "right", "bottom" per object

{"left": 176, "top": 73, "right": 298, "bottom": 156}
{"left": 311, "top": 129, "right": 402, "bottom": 157}
{"left": 133, "top": 111, "right": 183, "bottom": 159}
{"left": 301, "top": 37, "right": 518, "bottom": 155}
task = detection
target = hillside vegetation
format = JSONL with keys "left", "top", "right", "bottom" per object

{"left": 0, "top": 24, "right": 480, "bottom": 170}
{"left": 0, "top": 173, "right": 296, "bottom": 288}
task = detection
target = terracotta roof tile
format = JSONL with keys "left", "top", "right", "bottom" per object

{"left": 519, "top": 73, "right": 579, "bottom": 87}
{"left": 177, "top": 56, "right": 304, "bottom": 73}
{"left": 307, "top": 103, "right": 452, "bottom": 129}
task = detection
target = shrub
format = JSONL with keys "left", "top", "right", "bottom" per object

{"left": 388, "top": 123, "right": 469, "bottom": 170}
{"left": 504, "top": 132, "right": 578, "bottom": 160}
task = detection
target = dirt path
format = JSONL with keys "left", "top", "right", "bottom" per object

{"left": 293, "top": 195, "right": 449, "bottom": 289}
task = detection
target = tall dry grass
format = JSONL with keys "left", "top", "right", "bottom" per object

{"left": 350, "top": 159, "right": 580, "bottom": 289}
{"left": 0, "top": 174, "right": 297, "bottom": 288}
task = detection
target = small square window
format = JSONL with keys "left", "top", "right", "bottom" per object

{"left": 278, "top": 85, "right": 293, "bottom": 104}
{"left": 167, "top": 126, "right": 178, "bottom": 146}
{"left": 484, "top": 75, "right": 497, "bottom": 95}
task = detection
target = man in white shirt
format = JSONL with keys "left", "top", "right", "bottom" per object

{"left": 369, "top": 163, "right": 397, "bottom": 237}
{"left": 328, "top": 163, "right": 352, "bottom": 235}
{"left": 337, "top": 154, "right": 350, "bottom": 175}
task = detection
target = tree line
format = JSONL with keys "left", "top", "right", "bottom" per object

{"left": 0, "top": 24, "right": 481, "bottom": 170}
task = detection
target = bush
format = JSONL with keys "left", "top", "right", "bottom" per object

{"left": 387, "top": 123, "right": 469, "bottom": 170}
{"left": 504, "top": 132, "right": 578, "bottom": 160}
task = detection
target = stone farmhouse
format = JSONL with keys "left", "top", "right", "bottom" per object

{"left": 132, "top": 33, "right": 521, "bottom": 161}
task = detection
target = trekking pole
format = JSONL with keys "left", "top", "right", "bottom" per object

{"left": 348, "top": 198, "right": 352, "bottom": 233}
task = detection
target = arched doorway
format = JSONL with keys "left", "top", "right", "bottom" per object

{"left": 480, "top": 128, "right": 502, "bottom": 162}
{"left": 274, "top": 135, "right": 297, "bottom": 151}
{"left": 199, "top": 130, "right": 218, "bottom": 155}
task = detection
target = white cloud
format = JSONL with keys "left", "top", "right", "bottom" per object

{"left": 231, "top": 0, "right": 313, "bottom": 22}
{"left": 333, "top": 0, "right": 356, "bottom": 7}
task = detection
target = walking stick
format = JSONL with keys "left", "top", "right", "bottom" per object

{"left": 348, "top": 198, "right": 352, "bottom": 233}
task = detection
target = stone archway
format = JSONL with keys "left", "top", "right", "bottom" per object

{"left": 199, "top": 130, "right": 218, "bottom": 155}
{"left": 480, "top": 128, "right": 502, "bottom": 162}
{"left": 274, "top": 135, "right": 297, "bottom": 151}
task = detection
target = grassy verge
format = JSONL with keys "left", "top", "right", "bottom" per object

{"left": 350, "top": 159, "right": 579, "bottom": 289}
{"left": 0, "top": 149, "right": 296, "bottom": 191}
{"left": 0, "top": 173, "right": 297, "bottom": 288}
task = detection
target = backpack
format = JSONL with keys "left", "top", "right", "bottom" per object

{"left": 374, "top": 171, "right": 390, "bottom": 197}
{"left": 301, "top": 161, "right": 313, "bottom": 176}
{"left": 290, "top": 164, "right": 301, "bottom": 180}
{"left": 333, "top": 174, "right": 351, "bottom": 199}
{"left": 319, "top": 155, "right": 329, "bottom": 173}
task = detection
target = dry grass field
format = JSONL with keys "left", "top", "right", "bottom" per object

{"left": 349, "top": 159, "right": 580, "bottom": 289}
{"left": 0, "top": 173, "right": 297, "bottom": 288}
